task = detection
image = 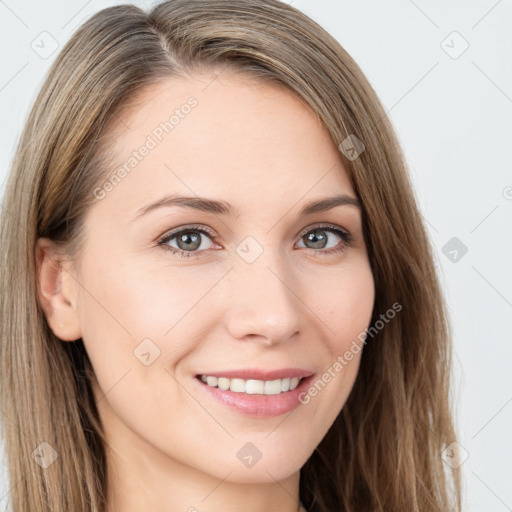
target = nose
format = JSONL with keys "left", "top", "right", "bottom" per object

{"left": 223, "top": 252, "right": 303, "bottom": 345}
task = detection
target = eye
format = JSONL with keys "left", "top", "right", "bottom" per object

{"left": 296, "top": 223, "right": 353, "bottom": 255}
{"left": 157, "top": 223, "right": 353, "bottom": 258}
{"left": 157, "top": 224, "right": 217, "bottom": 258}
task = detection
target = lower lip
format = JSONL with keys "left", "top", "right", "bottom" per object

{"left": 194, "top": 375, "right": 316, "bottom": 418}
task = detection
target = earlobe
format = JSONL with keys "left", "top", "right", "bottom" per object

{"left": 36, "top": 237, "right": 82, "bottom": 342}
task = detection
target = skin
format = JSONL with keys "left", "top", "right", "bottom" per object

{"left": 36, "top": 71, "right": 375, "bottom": 512}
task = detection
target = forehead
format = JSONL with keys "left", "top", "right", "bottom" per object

{"left": 93, "top": 73, "right": 355, "bottom": 221}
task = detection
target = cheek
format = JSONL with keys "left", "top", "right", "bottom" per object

{"left": 297, "top": 259, "right": 374, "bottom": 421}
{"left": 309, "top": 258, "right": 375, "bottom": 351}
{"left": 332, "top": 270, "right": 375, "bottom": 348}
{"left": 76, "top": 257, "right": 225, "bottom": 383}
{"left": 78, "top": 255, "right": 212, "bottom": 337}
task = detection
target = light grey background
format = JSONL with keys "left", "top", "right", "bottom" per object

{"left": 1, "top": 1, "right": 511, "bottom": 511}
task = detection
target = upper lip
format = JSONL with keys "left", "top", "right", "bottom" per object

{"left": 196, "top": 368, "right": 314, "bottom": 381}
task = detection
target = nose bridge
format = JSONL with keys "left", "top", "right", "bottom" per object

{"left": 224, "top": 242, "right": 302, "bottom": 342}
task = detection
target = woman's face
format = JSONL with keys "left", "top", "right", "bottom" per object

{"left": 63, "top": 73, "right": 374, "bottom": 484}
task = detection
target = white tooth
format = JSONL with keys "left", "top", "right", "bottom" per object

{"left": 218, "top": 377, "right": 230, "bottom": 390}
{"left": 230, "top": 378, "right": 246, "bottom": 393}
{"left": 201, "top": 375, "right": 303, "bottom": 395}
{"left": 245, "top": 379, "right": 264, "bottom": 394}
{"left": 264, "top": 379, "right": 282, "bottom": 395}
{"left": 206, "top": 376, "right": 218, "bottom": 387}
{"left": 289, "top": 377, "right": 300, "bottom": 390}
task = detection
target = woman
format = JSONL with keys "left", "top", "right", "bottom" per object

{"left": 0, "top": 0, "right": 463, "bottom": 511}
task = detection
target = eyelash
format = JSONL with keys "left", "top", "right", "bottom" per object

{"left": 157, "top": 223, "right": 354, "bottom": 259}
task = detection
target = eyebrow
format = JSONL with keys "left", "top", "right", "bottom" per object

{"left": 132, "top": 193, "right": 361, "bottom": 221}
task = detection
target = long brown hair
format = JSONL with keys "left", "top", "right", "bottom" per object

{"left": 0, "top": 1, "right": 463, "bottom": 510}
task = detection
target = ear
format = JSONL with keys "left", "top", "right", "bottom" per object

{"left": 35, "top": 237, "right": 82, "bottom": 342}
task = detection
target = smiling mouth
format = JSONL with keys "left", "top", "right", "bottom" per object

{"left": 195, "top": 374, "right": 307, "bottom": 395}
{"left": 193, "top": 372, "right": 317, "bottom": 418}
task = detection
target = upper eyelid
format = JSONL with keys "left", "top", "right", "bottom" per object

{"left": 158, "top": 224, "right": 216, "bottom": 244}
{"left": 296, "top": 222, "right": 350, "bottom": 238}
